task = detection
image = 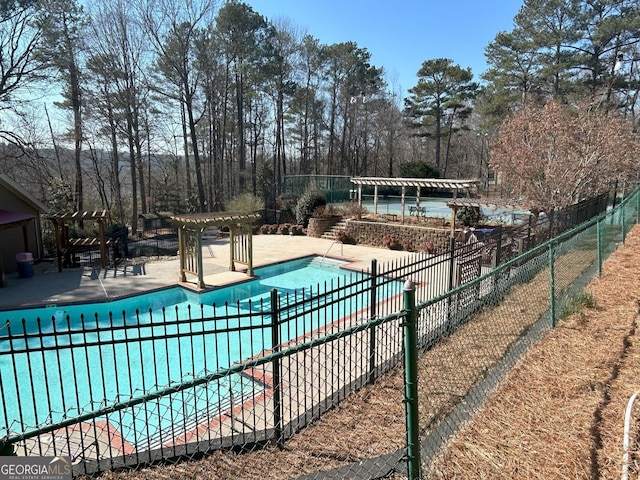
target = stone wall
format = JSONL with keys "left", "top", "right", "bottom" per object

{"left": 345, "top": 220, "right": 451, "bottom": 253}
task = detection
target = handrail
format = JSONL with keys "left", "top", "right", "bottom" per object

{"left": 320, "top": 240, "right": 343, "bottom": 264}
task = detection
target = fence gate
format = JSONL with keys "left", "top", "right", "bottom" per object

{"left": 454, "top": 254, "right": 482, "bottom": 310}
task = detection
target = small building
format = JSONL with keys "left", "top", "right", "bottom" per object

{"left": 139, "top": 211, "right": 175, "bottom": 232}
{"left": 0, "top": 174, "right": 49, "bottom": 274}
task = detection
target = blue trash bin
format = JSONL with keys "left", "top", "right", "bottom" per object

{"left": 16, "top": 252, "right": 34, "bottom": 278}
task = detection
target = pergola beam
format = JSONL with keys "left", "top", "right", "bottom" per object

{"left": 350, "top": 177, "right": 479, "bottom": 190}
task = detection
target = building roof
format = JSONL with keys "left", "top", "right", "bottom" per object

{"left": 0, "top": 174, "right": 49, "bottom": 213}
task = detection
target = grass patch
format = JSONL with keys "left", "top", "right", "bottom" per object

{"left": 560, "top": 291, "right": 597, "bottom": 322}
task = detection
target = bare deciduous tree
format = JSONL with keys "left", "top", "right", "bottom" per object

{"left": 490, "top": 100, "right": 640, "bottom": 215}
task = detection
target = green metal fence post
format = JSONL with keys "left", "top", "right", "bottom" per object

{"left": 597, "top": 219, "right": 603, "bottom": 277}
{"left": 622, "top": 204, "right": 626, "bottom": 244}
{"left": 270, "top": 289, "right": 283, "bottom": 448}
{"left": 549, "top": 243, "right": 556, "bottom": 328}
{"left": 403, "top": 280, "right": 421, "bottom": 480}
{"left": 368, "top": 259, "right": 378, "bottom": 385}
{"left": 447, "top": 236, "right": 456, "bottom": 323}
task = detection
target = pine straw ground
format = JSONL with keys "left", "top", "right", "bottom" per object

{"left": 99, "top": 225, "right": 640, "bottom": 480}
{"left": 428, "top": 225, "right": 640, "bottom": 479}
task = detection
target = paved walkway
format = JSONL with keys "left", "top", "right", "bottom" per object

{"left": 0, "top": 235, "right": 412, "bottom": 308}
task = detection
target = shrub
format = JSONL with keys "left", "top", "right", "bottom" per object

{"left": 421, "top": 241, "right": 435, "bottom": 254}
{"left": 456, "top": 206, "right": 481, "bottom": 226}
{"left": 69, "top": 226, "right": 98, "bottom": 238}
{"left": 226, "top": 193, "right": 263, "bottom": 213}
{"left": 290, "top": 225, "right": 305, "bottom": 235}
{"left": 338, "top": 201, "right": 369, "bottom": 219}
{"left": 334, "top": 228, "right": 355, "bottom": 245}
{"left": 402, "top": 239, "right": 416, "bottom": 252}
{"left": 382, "top": 234, "right": 402, "bottom": 250}
{"left": 278, "top": 224, "right": 291, "bottom": 235}
{"left": 276, "top": 198, "right": 297, "bottom": 223}
{"left": 106, "top": 223, "right": 128, "bottom": 239}
{"left": 296, "top": 190, "right": 327, "bottom": 228}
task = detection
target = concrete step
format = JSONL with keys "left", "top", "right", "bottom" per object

{"left": 321, "top": 220, "right": 348, "bottom": 240}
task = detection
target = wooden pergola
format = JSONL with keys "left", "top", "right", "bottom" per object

{"left": 171, "top": 212, "right": 261, "bottom": 289}
{"left": 49, "top": 210, "right": 110, "bottom": 272}
{"left": 350, "top": 177, "right": 479, "bottom": 224}
{"left": 446, "top": 198, "right": 524, "bottom": 237}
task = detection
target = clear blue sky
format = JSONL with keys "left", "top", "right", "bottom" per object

{"left": 245, "top": 0, "right": 523, "bottom": 95}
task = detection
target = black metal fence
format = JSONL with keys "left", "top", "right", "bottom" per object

{"left": 42, "top": 221, "right": 180, "bottom": 268}
{"left": 0, "top": 252, "right": 436, "bottom": 476}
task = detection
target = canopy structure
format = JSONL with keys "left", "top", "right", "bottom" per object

{"left": 49, "top": 210, "right": 110, "bottom": 271}
{"left": 0, "top": 209, "right": 35, "bottom": 251}
{"left": 350, "top": 177, "right": 479, "bottom": 224}
{"left": 170, "top": 212, "right": 261, "bottom": 289}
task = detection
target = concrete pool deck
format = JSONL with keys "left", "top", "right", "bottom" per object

{"left": 0, "top": 235, "right": 413, "bottom": 309}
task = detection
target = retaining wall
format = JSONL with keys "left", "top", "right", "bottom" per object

{"left": 345, "top": 220, "right": 452, "bottom": 253}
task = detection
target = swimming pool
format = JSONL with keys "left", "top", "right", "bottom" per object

{"left": 0, "top": 256, "right": 401, "bottom": 449}
{"left": 359, "top": 195, "right": 526, "bottom": 223}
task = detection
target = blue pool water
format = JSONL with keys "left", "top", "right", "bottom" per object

{"left": 0, "top": 256, "right": 399, "bottom": 448}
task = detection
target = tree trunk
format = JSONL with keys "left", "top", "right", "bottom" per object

{"left": 180, "top": 99, "right": 192, "bottom": 204}
{"left": 185, "top": 94, "right": 206, "bottom": 212}
{"left": 235, "top": 68, "right": 246, "bottom": 191}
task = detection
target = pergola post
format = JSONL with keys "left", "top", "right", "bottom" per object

{"left": 177, "top": 226, "right": 186, "bottom": 282}
{"left": 373, "top": 185, "right": 379, "bottom": 215}
{"left": 229, "top": 226, "right": 236, "bottom": 272}
{"left": 401, "top": 186, "right": 406, "bottom": 224}
{"left": 450, "top": 205, "right": 458, "bottom": 238}
{"left": 98, "top": 218, "right": 107, "bottom": 268}
{"left": 247, "top": 227, "right": 254, "bottom": 277}
{"left": 196, "top": 229, "right": 205, "bottom": 289}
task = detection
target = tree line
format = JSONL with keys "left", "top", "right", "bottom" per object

{"left": 0, "top": 0, "right": 638, "bottom": 230}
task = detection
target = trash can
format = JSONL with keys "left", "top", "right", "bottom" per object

{"left": 16, "top": 252, "right": 34, "bottom": 278}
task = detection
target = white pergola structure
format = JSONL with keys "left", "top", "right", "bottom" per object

{"left": 350, "top": 177, "right": 479, "bottom": 224}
